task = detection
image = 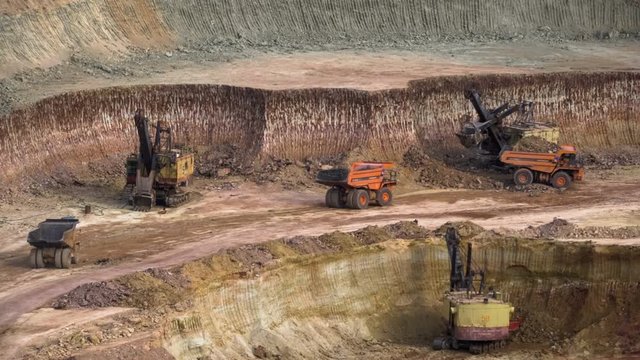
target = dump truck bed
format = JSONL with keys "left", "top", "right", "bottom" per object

{"left": 315, "top": 168, "right": 350, "bottom": 186}
{"left": 315, "top": 162, "right": 397, "bottom": 189}
{"left": 27, "top": 218, "right": 79, "bottom": 248}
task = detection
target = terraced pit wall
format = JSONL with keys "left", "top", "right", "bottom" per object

{"left": 163, "top": 239, "right": 640, "bottom": 359}
{"left": 1, "top": 72, "right": 638, "bottom": 185}
{"left": 2, "top": 0, "right": 640, "bottom": 75}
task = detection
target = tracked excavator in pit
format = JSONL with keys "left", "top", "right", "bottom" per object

{"left": 129, "top": 109, "right": 194, "bottom": 211}
{"left": 432, "top": 227, "right": 522, "bottom": 354}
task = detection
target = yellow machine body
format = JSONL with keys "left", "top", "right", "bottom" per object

{"left": 156, "top": 151, "right": 194, "bottom": 186}
{"left": 450, "top": 297, "right": 513, "bottom": 341}
{"left": 504, "top": 124, "right": 560, "bottom": 146}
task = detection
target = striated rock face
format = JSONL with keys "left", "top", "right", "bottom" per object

{"left": 0, "top": 72, "right": 638, "bottom": 185}
{"left": 2, "top": 0, "right": 640, "bottom": 74}
{"left": 162, "top": 239, "right": 640, "bottom": 359}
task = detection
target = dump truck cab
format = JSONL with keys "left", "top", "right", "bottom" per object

{"left": 499, "top": 145, "right": 584, "bottom": 189}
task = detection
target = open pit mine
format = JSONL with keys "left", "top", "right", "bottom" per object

{"left": 0, "top": 1, "right": 639, "bottom": 359}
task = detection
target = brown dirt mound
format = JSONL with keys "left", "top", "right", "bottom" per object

{"left": 517, "top": 218, "right": 640, "bottom": 239}
{"left": 52, "top": 281, "right": 131, "bottom": 309}
{"left": 402, "top": 145, "right": 504, "bottom": 190}
{"left": 382, "top": 220, "right": 432, "bottom": 239}
{"left": 583, "top": 149, "right": 640, "bottom": 168}
{"left": 435, "top": 221, "right": 486, "bottom": 238}
{"left": 195, "top": 144, "right": 253, "bottom": 178}
{"left": 143, "top": 268, "right": 191, "bottom": 289}
{"left": 52, "top": 268, "right": 191, "bottom": 310}
{"left": 512, "top": 136, "right": 558, "bottom": 153}
{"left": 282, "top": 235, "right": 338, "bottom": 255}
{"left": 351, "top": 225, "right": 394, "bottom": 245}
{"left": 226, "top": 244, "right": 275, "bottom": 269}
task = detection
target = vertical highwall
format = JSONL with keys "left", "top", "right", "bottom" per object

{"left": 262, "top": 88, "right": 419, "bottom": 162}
{"left": 262, "top": 89, "right": 371, "bottom": 160}
{"left": 3, "top": 0, "right": 640, "bottom": 76}
{"left": 408, "top": 72, "right": 640, "bottom": 153}
{"left": 161, "top": 240, "right": 640, "bottom": 359}
{"left": 0, "top": 72, "right": 638, "bottom": 185}
{"left": 0, "top": 85, "right": 265, "bottom": 183}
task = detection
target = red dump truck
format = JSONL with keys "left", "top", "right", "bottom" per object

{"left": 315, "top": 162, "right": 398, "bottom": 209}
{"left": 500, "top": 145, "right": 585, "bottom": 189}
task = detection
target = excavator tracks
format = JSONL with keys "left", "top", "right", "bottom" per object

{"left": 165, "top": 192, "right": 190, "bottom": 208}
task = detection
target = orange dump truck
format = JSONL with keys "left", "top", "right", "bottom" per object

{"left": 500, "top": 145, "right": 585, "bottom": 189}
{"left": 315, "top": 162, "right": 398, "bottom": 209}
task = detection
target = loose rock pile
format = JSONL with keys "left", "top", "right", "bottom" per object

{"left": 512, "top": 136, "right": 558, "bottom": 153}
{"left": 516, "top": 218, "right": 640, "bottom": 239}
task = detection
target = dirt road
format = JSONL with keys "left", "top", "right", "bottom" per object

{"left": 5, "top": 42, "right": 639, "bottom": 111}
{"left": 0, "top": 168, "right": 638, "bottom": 336}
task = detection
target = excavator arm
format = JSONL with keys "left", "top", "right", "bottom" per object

{"left": 134, "top": 109, "right": 154, "bottom": 175}
{"left": 458, "top": 89, "right": 524, "bottom": 156}
{"left": 132, "top": 109, "right": 158, "bottom": 211}
{"left": 445, "top": 227, "right": 484, "bottom": 293}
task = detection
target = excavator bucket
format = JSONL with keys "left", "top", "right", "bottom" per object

{"left": 132, "top": 193, "right": 154, "bottom": 211}
{"left": 132, "top": 169, "right": 156, "bottom": 211}
{"left": 457, "top": 123, "right": 482, "bottom": 148}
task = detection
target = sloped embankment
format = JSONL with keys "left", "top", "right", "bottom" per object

{"left": 0, "top": 72, "right": 638, "bottom": 186}
{"left": 47, "top": 222, "right": 640, "bottom": 359}
{"left": 164, "top": 237, "right": 640, "bottom": 358}
{"left": 2, "top": 0, "right": 640, "bottom": 75}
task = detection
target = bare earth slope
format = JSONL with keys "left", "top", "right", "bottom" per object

{"left": 1, "top": 0, "right": 639, "bottom": 75}
{"left": 0, "top": 1, "right": 639, "bottom": 359}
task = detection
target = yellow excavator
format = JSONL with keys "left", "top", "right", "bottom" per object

{"left": 128, "top": 109, "right": 194, "bottom": 211}
{"left": 432, "top": 227, "right": 522, "bottom": 354}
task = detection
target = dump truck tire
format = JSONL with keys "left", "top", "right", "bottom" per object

{"left": 325, "top": 188, "right": 336, "bottom": 207}
{"left": 325, "top": 188, "right": 345, "bottom": 208}
{"left": 376, "top": 187, "right": 393, "bottom": 206}
{"left": 353, "top": 189, "right": 369, "bottom": 209}
{"left": 513, "top": 168, "right": 534, "bottom": 186}
{"left": 345, "top": 190, "right": 356, "bottom": 209}
{"left": 29, "top": 248, "right": 39, "bottom": 268}
{"left": 61, "top": 248, "right": 72, "bottom": 269}
{"left": 333, "top": 188, "right": 346, "bottom": 208}
{"left": 551, "top": 171, "right": 572, "bottom": 189}
{"left": 54, "top": 248, "right": 63, "bottom": 268}
{"left": 34, "top": 248, "right": 45, "bottom": 268}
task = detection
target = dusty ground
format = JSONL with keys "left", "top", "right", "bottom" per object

{"left": 0, "top": 0, "right": 638, "bottom": 358}
{"left": 0, "top": 164, "right": 639, "bottom": 359}
{"left": 0, "top": 8, "right": 638, "bottom": 357}
{"left": 2, "top": 40, "right": 639, "bottom": 114}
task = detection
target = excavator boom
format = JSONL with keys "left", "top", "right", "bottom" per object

{"left": 129, "top": 109, "right": 194, "bottom": 211}
{"left": 458, "top": 89, "right": 525, "bottom": 155}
